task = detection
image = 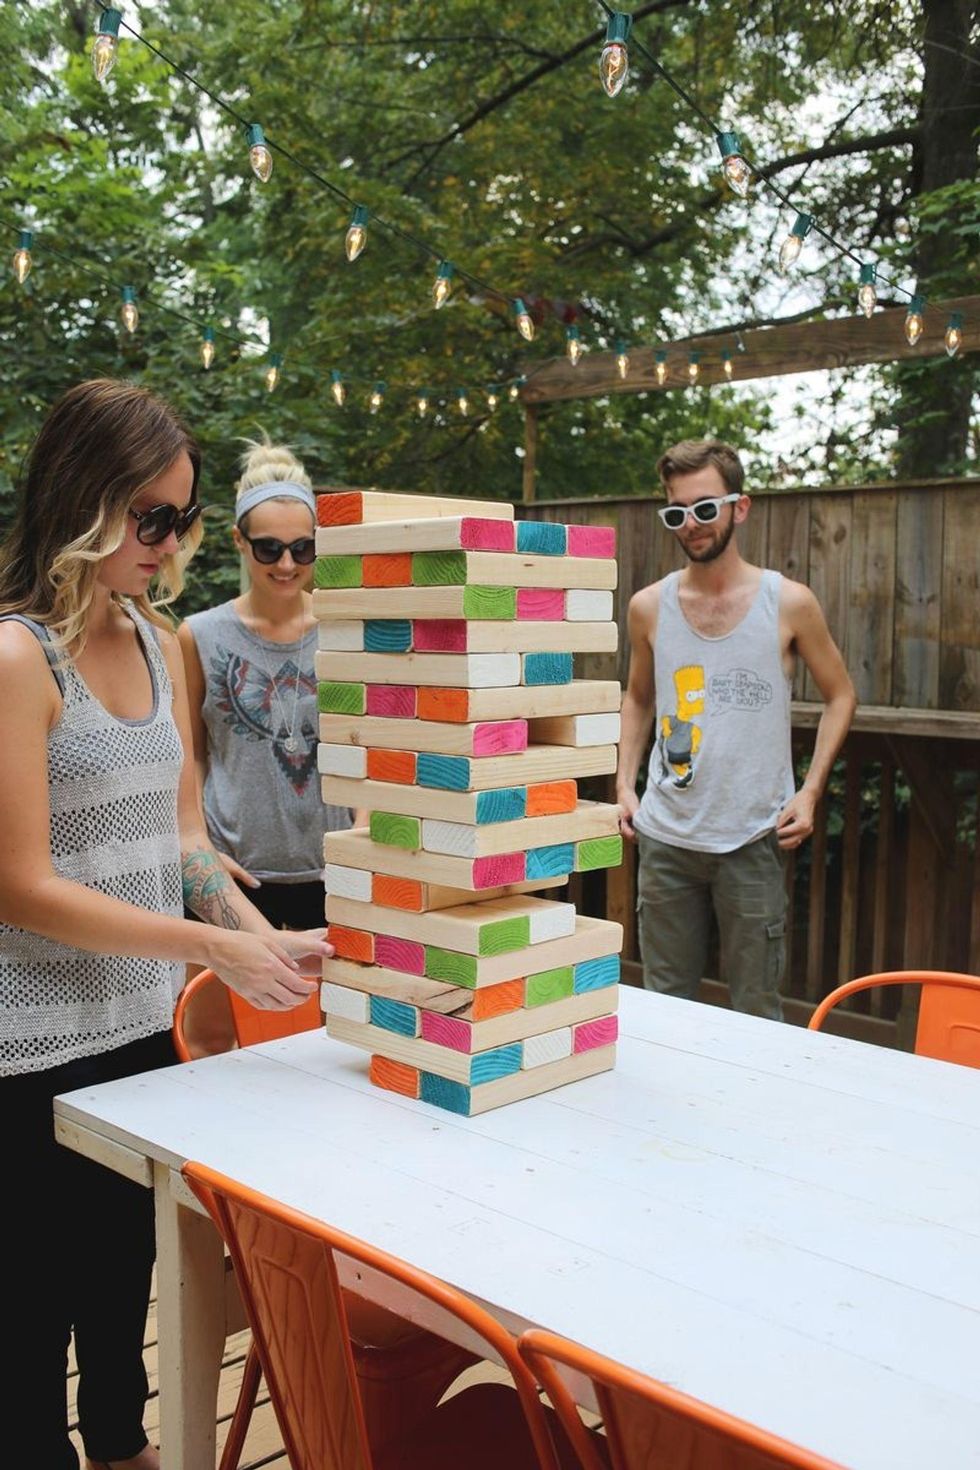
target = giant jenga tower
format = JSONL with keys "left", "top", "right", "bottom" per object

{"left": 313, "top": 489, "right": 623, "bottom": 1116}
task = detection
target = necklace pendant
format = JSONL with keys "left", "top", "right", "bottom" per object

{"left": 283, "top": 736, "right": 299, "bottom": 753}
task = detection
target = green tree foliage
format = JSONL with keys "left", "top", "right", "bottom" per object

{"left": 1, "top": 1, "right": 977, "bottom": 610}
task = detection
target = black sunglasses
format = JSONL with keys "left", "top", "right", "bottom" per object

{"left": 240, "top": 532, "right": 317, "bottom": 566}
{"left": 129, "top": 501, "right": 202, "bottom": 546}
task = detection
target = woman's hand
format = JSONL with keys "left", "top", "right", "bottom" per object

{"left": 218, "top": 851, "right": 261, "bottom": 889}
{"left": 207, "top": 927, "right": 332, "bottom": 1010}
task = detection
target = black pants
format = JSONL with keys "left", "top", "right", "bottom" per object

{"left": 235, "top": 877, "right": 325, "bottom": 930}
{"left": 1, "top": 1029, "right": 177, "bottom": 1467}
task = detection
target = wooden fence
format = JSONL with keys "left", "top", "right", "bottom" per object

{"left": 522, "top": 480, "right": 980, "bottom": 1028}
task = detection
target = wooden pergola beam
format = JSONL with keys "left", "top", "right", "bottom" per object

{"left": 519, "top": 294, "right": 980, "bottom": 404}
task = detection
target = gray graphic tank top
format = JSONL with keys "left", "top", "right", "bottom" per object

{"left": 633, "top": 570, "right": 795, "bottom": 854}
{"left": 185, "top": 602, "right": 350, "bottom": 882}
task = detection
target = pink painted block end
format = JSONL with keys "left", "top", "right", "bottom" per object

{"left": 573, "top": 1014, "right": 619, "bottom": 1053}
{"left": 473, "top": 852, "right": 526, "bottom": 888}
{"left": 516, "top": 588, "right": 565, "bottom": 621}
{"left": 420, "top": 1010, "right": 473, "bottom": 1053}
{"left": 473, "top": 719, "right": 528, "bottom": 756}
{"left": 413, "top": 619, "right": 467, "bottom": 653}
{"left": 367, "top": 684, "right": 417, "bottom": 718}
{"left": 375, "top": 934, "right": 426, "bottom": 975}
{"left": 568, "top": 524, "right": 616, "bottom": 558}
{"left": 461, "top": 517, "right": 515, "bottom": 552}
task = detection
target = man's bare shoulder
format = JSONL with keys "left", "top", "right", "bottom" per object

{"left": 778, "top": 575, "right": 823, "bottom": 623}
{"left": 629, "top": 577, "right": 668, "bottom": 617}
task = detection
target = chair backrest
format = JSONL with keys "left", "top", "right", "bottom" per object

{"left": 519, "top": 1329, "right": 843, "bottom": 1470}
{"left": 807, "top": 971, "right": 980, "bottom": 1068}
{"left": 184, "top": 1161, "right": 560, "bottom": 1470}
{"left": 173, "top": 968, "right": 322, "bottom": 1062}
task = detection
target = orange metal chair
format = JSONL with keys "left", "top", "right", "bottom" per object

{"left": 807, "top": 970, "right": 980, "bottom": 1068}
{"left": 173, "top": 971, "right": 476, "bottom": 1469}
{"left": 519, "top": 1329, "right": 843, "bottom": 1470}
{"left": 184, "top": 1160, "right": 567, "bottom": 1470}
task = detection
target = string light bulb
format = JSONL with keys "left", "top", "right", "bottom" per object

{"left": 508, "top": 376, "right": 526, "bottom": 402}
{"left": 944, "top": 311, "right": 963, "bottom": 358}
{"left": 416, "top": 390, "right": 429, "bottom": 418}
{"left": 599, "top": 12, "right": 632, "bottom": 98}
{"left": 857, "top": 263, "right": 877, "bottom": 319}
{"left": 11, "top": 229, "right": 33, "bottom": 285}
{"left": 687, "top": 351, "right": 701, "bottom": 385}
{"left": 345, "top": 205, "right": 368, "bottom": 262}
{"left": 904, "top": 295, "right": 925, "bottom": 347}
{"left": 119, "top": 285, "right": 139, "bottom": 334}
{"left": 457, "top": 388, "right": 469, "bottom": 416}
{"left": 654, "top": 349, "right": 667, "bottom": 385}
{"left": 369, "top": 381, "right": 386, "bottom": 414}
{"left": 432, "top": 260, "right": 454, "bottom": 309}
{"left": 200, "top": 326, "right": 215, "bottom": 370}
{"left": 513, "top": 298, "right": 534, "bottom": 342}
{"left": 265, "top": 353, "right": 283, "bottom": 393}
{"left": 778, "top": 212, "right": 813, "bottom": 273}
{"left": 330, "top": 370, "right": 346, "bottom": 407}
{"left": 615, "top": 340, "right": 629, "bottom": 380}
{"left": 486, "top": 390, "right": 498, "bottom": 411}
{"left": 245, "top": 123, "right": 273, "bottom": 183}
{"left": 716, "top": 131, "right": 751, "bottom": 197}
{"left": 92, "top": 8, "right": 122, "bottom": 82}
{"left": 565, "top": 325, "right": 583, "bottom": 365}
{"left": 722, "top": 349, "right": 733, "bottom": 379}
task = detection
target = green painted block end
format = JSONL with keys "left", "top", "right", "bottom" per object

{"left": 463, "top": 585, "right": 517, "bottom": 620}
{"left": 425, "top": 946, "right": 477, "bottom": 987}
{"left": 525, "top": 966, "right": 574, "bottom": 1007}
{"left": 315, "top": 555, "right": 362, "bottom": 589}
{"left": 478, "top": 915, "right": 531, "bottom": 956}
{"left": 318, "top": 682, "right": 366, "bottom": 715}
{"left": 576, "top": 834, "right": 624, "bottom": 872}
{"left": 370, "top": 810, "right": 421, "bottom": 850}
{"left": 412, "top": 550, "right": 467, "bottom": 586}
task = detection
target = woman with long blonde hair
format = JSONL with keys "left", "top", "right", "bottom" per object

{"left": 0, "top": 380, "right": 330, "bottom": 1470}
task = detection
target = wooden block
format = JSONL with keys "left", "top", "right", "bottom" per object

{"left": 420, "top": 802, "right": 620, "bottom": 860}
{"left": 323, "top": 774, "right": 525, "bottom": 823}
{"left": 575, "top": 834, "right": 624, "bottom": 872}
{"left": 324, "top": 893, "right": 574, "bottom": 956}
{"left": 314, "top": 556, "right": 361, "bottom": 588}
{"left": 322, "top": 829, "right": 527, "bottom": 891}
{"left": 422, "top": 915, "right": 623, "bottom": 990}
{"left": 413, "top": 745, "right": 616, "bottom": 792}
{"left": 366, "top": 749, "right": 417, "bottom": 784}
{"left": 369, "top": 995, "right": 419, "bottom": 1037}
{"left": 410, "top": 1046, "right": 616, "bottom": 1116}
{"left": 473, "top": 979, "right": 525, "bottom": 1020}
{"left": 364, "top": 620, "right": 412, "bottom": 653}
{"left": 321, "top": 983, "right": 369, "bottom": 1023}
{"left": 369, "top": 1054, "right": 419, "bottom": 1097}
{"left": 328, "top": 1015, "right": 524, "bottom": 1086}
{"left": 416, "top": 988, "right": 617, "bottom": 1054}
{"left": 573, "top": 1014, "right": 619, "bottom": 1053}
{"left": 366, "top": 684, "right": 417, "bottom": 718}
{"left": 327, "top": 925, "right": 374, "bottom": 963}
{"left": 369, "top": 870, "right": 568, "bottom": 912}
{"left": 363, "top": 553, "right": 411, "bottom": 587}
{"left": 516, "top": 521, "right": 566, "bottom": 555}
{"left": 567, "top": 524, "right": 616, "bottom": 558}
{"left": 525, "top": 780, "right": 577, "bottom": 817}
{"left": 526, "top": 966, "right": 574, "bottom": 1007}
{"left": 415, "top": 680, "right": 620, "bottom": 723}
{"left": 315, "top": 516, "right": 516, "bottom": 556}
{"left": 522, "top": 652, "right": 573, "bottom": 685}
{"left": 319, "top": 713, "right": 528, "bottom": 757}
{"left": 317, "top": 620, "right": 364, "bottom": 651}
{"left": 314, "top": 585, "right": 517, "bottom": 621}
{"left": 522, "top": 1027, "right": 573, "bottom": 1069}
{"left": 318, "top": 682, "right": 366, "bottom": 715}
{"left": 317, "top": 744, "right": 368, "bottom": 779}
{"left": 410, "top": 620, "right": 616, "bottom": 655}
{"left": 574, "top": 954, "right": 621, "bottom": 992}
{"left": 374, "top": 934, "right": 425, "bottom": 976}
{"left": 316, "top": 651, "right": 522, "bottom": 689}
{"left": 407, "top": 550, "right": 617, "bottom": 591}
{"left": 316, "top": 490, "right": 514, "bottom": 526}
{"left": 565, "top": 589, "right": 614, "bottom": 621}
{"left": 529, "top": 712, "right": 622, "bottom": 747}
{"left": 369, "top": 811, "right": 421, "bottom": 850}
{"left": 516, "top": 588, "right": 564, "bottom": 620}
{"left": 526, "top": 844, "right": 574, "bottom": 880}
{"left": 324, "top": 863, "right": 372, "bottom": 902}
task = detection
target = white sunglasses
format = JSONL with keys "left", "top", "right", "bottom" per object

{"left": 657, "top": 493, "right": 740, "bottom": 531}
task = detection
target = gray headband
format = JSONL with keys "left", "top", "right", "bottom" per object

{"left": 235, "top": 481, "right": 316, "bottom": 524}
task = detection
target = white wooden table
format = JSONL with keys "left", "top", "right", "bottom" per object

{"left": 54, "top": 988, "right": 980, "bottom": 1470}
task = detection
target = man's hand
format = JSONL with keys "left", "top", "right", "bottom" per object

{"left": 618, "top": 790, "right": 640, "bottom": 842}
{"left": 776, "top": 789, "right": 818, "bottom": 849}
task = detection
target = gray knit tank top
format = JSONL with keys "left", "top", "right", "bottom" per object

{"left": 184, "top": 602, "right": 350, "bottom": 883}
{"left": 0, "top": 607, "right": 184, "bottom": 1076}
{"left": 633, "top": 570, "right": 795, "bottom": 854}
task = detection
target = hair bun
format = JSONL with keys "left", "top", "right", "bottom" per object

{"left": 235, "top": 434, "right": 312, "bottom": 500}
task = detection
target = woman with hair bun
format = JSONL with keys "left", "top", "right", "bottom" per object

{"left": 178, "top": 437, "right": 355, "bottom": 932}
{"left": 0, "top": 381, "right": 331, "bottom": 1470}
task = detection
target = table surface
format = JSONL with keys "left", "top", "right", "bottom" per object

{"left": 55, "top": 987, "right": 980, "bottom": 1470}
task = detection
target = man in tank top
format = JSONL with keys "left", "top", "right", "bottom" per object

{"left": 617, "top": 440, "right": 856, "bottom": 1020}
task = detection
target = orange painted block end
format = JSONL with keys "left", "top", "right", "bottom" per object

{"left": 372, "top": 874, "right": 423, "bottom": 911}
{"left": 526, "top": 779, "right": 578, "bottom": 817}
{"left": 471, "top": 979, "right": 525, "bottom": 1021}
{"left": 363, "top": 552, "right": 412, "bottom": 587}
{"left": 317, "top": 491, "right": 362, "bottom": 526}
{"left": 370, "top": 1054, "right": 420, "bottom": 1098}
{"left": 327, "top": 925, "right": 374, "bottom": 963}
{"left": 418, "top": 687, "right": 471, "bottom": 723}
{"left": 366, "top": 748, "right": 418, "bottom": 785}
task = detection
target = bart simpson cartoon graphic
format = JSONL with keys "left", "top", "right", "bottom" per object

{"left": 660, "top": 663, "right": 706, "bottom": 787}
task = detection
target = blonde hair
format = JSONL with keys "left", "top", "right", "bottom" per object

{"left": 0, "top": 379, "right": 202, "bottom": 652}
{"left": 234, "top": 435, "right": 312, "bottom": 529}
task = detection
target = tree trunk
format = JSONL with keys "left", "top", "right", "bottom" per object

{"left": 895, "top": 0, "right": 980, "bottom": 477}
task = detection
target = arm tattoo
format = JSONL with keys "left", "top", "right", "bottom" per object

{"left": 182, "top": 848, "right": 242, "bottom": 930}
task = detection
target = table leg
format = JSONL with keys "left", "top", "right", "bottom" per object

{"left": 154, "top": 1162, "right": 226, "bottom": 1470}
